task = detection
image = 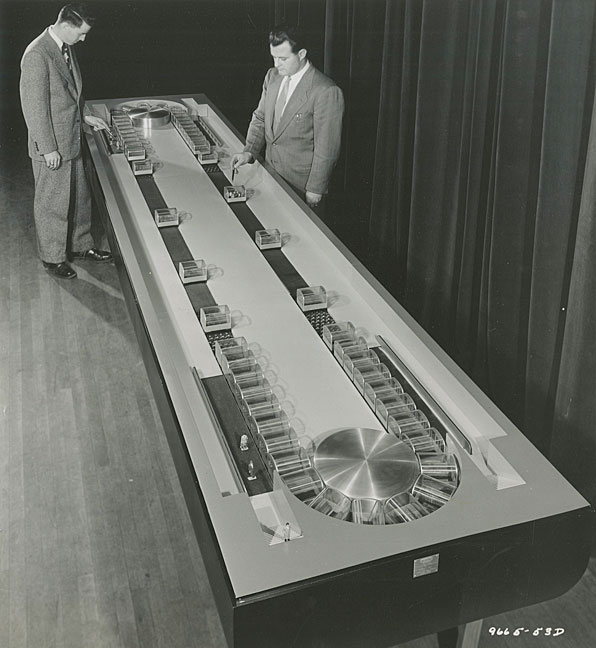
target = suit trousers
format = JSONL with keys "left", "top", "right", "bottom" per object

{"left": 32, "top": 153, "right": 94, "bottom": 263}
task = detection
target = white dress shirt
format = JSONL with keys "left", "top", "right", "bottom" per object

{"left": 48, "top": 25, "right": 65, "bottom": 51}
{"left": 276, "top": 61, "right": 311, "bottom": 113}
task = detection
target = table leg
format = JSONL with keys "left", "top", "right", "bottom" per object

{"left": 457, "top": 620, "right": 483, "bottom": 648}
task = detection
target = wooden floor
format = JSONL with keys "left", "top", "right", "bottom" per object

{"left": 0, "top": 141, "right": 594, "bottom": 648}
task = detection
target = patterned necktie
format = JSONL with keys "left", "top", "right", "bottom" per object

{"left": 273, "top": 76, "right": 290, "bottom": 130}
{"left": 61, "top": 43, "right": 73, "bottom": 73}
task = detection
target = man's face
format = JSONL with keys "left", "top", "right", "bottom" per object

{"left": 270, "top": 41, "right": 306, "bottom": 76}
{"left": 62, "top": 21, "right": 92, "bottom": 45}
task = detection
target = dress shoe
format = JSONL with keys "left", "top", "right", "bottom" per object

{"left": 71, "top": 248, "right": 113, "bottom": 262}
{"left": 42, "top": 261, "right": 77, "bottom": 279}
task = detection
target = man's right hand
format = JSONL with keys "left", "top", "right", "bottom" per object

{"left": 231, "top": 152, "right": 253, "bottom": 170}
{"left": 44, "top": 151, "right": 62, "bottom": 170}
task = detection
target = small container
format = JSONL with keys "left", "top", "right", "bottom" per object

{"left": 309, "top": 487, "right": 352, "bottom": 520}
{"left": 322, "top": 321, "right": 355, "bottom": 350}
{"left": 124, "top": 145, "right": 146, "bottom": 161}
{"left": 282, "top": 467, "right": 324, "bottom": 504}
{"left": 257, "top": 427, "right": 299, "bottom": 455}
{"left": 363, "top": 376, "right": 403, "bottom": 409}
{"left": 387, "top": 410, "right": 430, "bottom": 438}
{"left": 199, "top": 305, "right": 231, "bottom": 332}
{"left": 198, "top": 149, "right": 218, "bottom": 165}
{"left": 375, "top": 392, "right": 415, "bottom": 428}
{"left": 226, "top": 369, "right": 264, "bottom": 390}
{"left": 119, "top": 130, "right": 138, "bottom": 139}
{"left": 384, "top": 493, "right": 431, "bottom": 523}
{"left": 132, "top": 159, "right": 153, "bottom": 176}
{"left": 249, "top": 410, "right": 289, "bottom": 437}
{"left": 403, "top": 427, "right": 446, "bottom": 454}
{"left": 222, "top": 355, "right": 260, "bottom": 380}
{"left": 219, "top": 350, "right": 256, "bottom": 375}
{"left": 224, "top": 185, "right": 247, "bottom": 203}
{"left": 214, "top": 337, "right": 248, "bottom": 365}
{"left": 333, "top": 337, "right": 367, "bottom": 363}
{"left": 351, "top": 498, "right": 384, "bottom": 525}
{"left": 353, "top": 363, "right": 391, "bottom": 394}
{"left": 230, "top": 378, "right": 271, "bottom": 403}
{"left": 267, "top": 446, "right": 311, "bottom": 477}
{"left": 412, "top": 475, "right": 457, "bottom": 508}
{"left": 187, "top": 141, "right": 201, "bottom": 155}
{"left": 255, "top": 229, "right": 282, "bottom": 250}
{"left": 154, "top": 207, "right": 179, "bottom": 228}
{"left": 296, "top": 286, "right": 327, "bottom": 312}
{"left": 240, "top": 392, "right": 280, "bottom": 420}
{"left": 343, "top": 349, "right": 379, "bottom": 378}
{"left": 418, "top": 453, "right": 459, "bottom": 481}
{"left": 178, "top": 259, "right": 207, "bottom": 284}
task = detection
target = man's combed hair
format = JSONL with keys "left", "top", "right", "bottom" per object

{"left": 58, "top": 4, "right": 96, "bottom": 27}
{"left": 269, "top": 25, "right": 305, "bottom": 54}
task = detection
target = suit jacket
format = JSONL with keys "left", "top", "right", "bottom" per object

{"left": 19, "top": 29, "right": 89, "bottom": 161}
{"left": 243, "top": 64, "right": 344, "bottom": 194}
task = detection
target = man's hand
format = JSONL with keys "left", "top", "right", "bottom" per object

{"left": 84, "top": 115, "right": 109, "bottom": 131}
{"left": 306, "top": 191, "right": 323, "bottom": 207}
{"left": 231, "top": 152, "right": 253, "bottom": 170}
{"left": 44, "top": 150, "right": 62, "bottom": 170}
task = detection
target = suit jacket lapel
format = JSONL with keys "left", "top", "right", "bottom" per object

{"left": 70, "top": 48, "right": 83, "bottom": 98}
{"left": 42, "top": 32, "right": 78, "bottom": 99}
{"left": 272, "top": 66, "right": 315, "bottom": 140}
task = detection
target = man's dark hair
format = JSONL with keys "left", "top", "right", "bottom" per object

{"left": 58, "top": 4, "right": 96, "bottom": 27}
{"left": 269, "top": 25, "right": 306, "bottom": 53}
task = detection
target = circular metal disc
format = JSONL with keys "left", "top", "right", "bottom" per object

{"left": 123, "top": 105, "right": 171, "bottom": 128}
{"left": 314, "top": 428, "right": 420, "bottom": 500}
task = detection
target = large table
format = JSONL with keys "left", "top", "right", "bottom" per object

{"left": 84, "top": 93, "right": 592, "bottom": 648}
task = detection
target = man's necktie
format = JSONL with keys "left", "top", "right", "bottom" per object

{"left": 273, "top": 76, "right": 290, "bottom": 130}
{"left": 61, "top": 43, "right": 73, "bottom": 74}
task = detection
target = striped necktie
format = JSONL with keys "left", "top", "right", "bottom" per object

{"left": 61, "top": 43, "right": 73, "bottom": 74}
{"left": 273, "top": 76, "right": 290, "bottom": 130}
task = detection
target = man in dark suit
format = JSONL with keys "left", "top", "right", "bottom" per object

{"left": 19, "top": 3, "right": 111, "bottom": 279}
{"left": 232, "top": 25, "right": 344, "bottom": 209}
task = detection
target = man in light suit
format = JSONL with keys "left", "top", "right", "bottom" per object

{"left": 19, "top": 3, "right": 111, "bottom": 279}
{"left": 232, "top": 25, "right": 344, "bottom": 209}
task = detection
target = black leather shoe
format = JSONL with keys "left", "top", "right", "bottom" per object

{"left": 72, "top": 248, "right": 113, "bottom": 262}
{"left": 42, "top": 261, "right": 77, "bottom": 279}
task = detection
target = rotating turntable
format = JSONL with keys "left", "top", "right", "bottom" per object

{"left": 284, "top": 426, "right": 460, "bottom": 524}
{"left": 116, "top": 99, "right": 186, "bottom": 128}
{"left": 314, "top": 428, "right": 420, "bottom": 499}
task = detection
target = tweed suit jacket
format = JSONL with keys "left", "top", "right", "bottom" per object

{"left": 243, "top": 65, "right": 344, "bottom": 195}
{"left": 19, "top": 29, "right": 89, "bottom": 161}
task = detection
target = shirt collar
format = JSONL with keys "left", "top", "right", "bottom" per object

{"left": 48, "top": 25, "right": 65, "bottom": 50}
{"left": 288, "top": 60, "right": 310, "bottom": 87}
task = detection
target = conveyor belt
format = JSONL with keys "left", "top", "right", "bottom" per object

{"left": 193, "top": 119, "right": 311, "bottom": 299}
{"left": 132, "top": 122, "right": 332, "bottom": 328}
{"left": 136, "top": 175, "right": 217, "bottom": 310}
{"left": 128, "top": 116, "right": 465, "bottom": 515}
{"left": 129, "top": 122, "right": 462, "bottom": 513}
{"left": 126, "top": 120, "right": 340, "bottom": 496}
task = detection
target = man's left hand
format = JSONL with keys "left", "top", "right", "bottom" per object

{"left": 84, "top": 115, "right": 109, "bottom": 131}
{"left": 306, "top": 191, "right": 323, "bottom": 207}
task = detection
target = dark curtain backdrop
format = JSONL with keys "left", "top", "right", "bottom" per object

{"left": 317, "top": 0, "right": 596, "bottom": 518}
